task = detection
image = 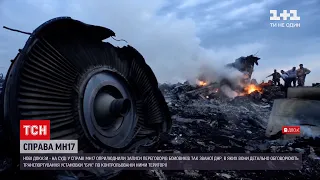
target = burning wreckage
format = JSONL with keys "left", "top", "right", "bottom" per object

{"left": 0, "top": 17, "right": 319, "bottom": 180}
{"left": 155, "top": 55, "right": 320, "bottom": 179}
{"left": 194, "top": 54, "right": 263, "bottom": 98}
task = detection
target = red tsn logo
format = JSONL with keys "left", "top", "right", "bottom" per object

{"left": 20, "top": 120, "right": 50, "bottom": 140}
{"left": 282, "top": 126, "right": 300, "bottom": 135}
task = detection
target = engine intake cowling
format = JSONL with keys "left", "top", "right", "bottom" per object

{"left": 0, "top": 17, "right": 172, "bottom": 179}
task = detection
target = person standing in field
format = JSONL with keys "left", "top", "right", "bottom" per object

{"left": 266, "top": 69, "right": 281, "bottom": 86}
{"left": 296, "top": 64, "right": 311, "bottom": 86}
{"left": 286, "top": 67, "right": 297, "bottom": 87}
{"left": 280, "top": 70, "right": 290, "bottom": 97}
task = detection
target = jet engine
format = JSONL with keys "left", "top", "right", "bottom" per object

{"left": 0, "top": 17, "right": 172, "bottom": 179}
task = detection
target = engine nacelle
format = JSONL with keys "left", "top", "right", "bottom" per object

{"left": 0, "top": 17, "right": 172, "bottom": 179}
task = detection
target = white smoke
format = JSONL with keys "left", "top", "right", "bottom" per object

{"left": 187, "top": 62, "right": 244, "bottom": 83}
{"left": 220, "top": 85, "right": 238, "bottom": 98}
{"left": 300, "top": 126, "right": 320, "bottom": 139}
{"left": 287, "top": 119, "right": 320, "bottom": 139}
{"left": 185, "top": 60, "right": 246, "bottom": 98}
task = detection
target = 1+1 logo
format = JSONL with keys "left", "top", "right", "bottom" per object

{"left": 269, "top": 10, "right": 301, "bottom": 28}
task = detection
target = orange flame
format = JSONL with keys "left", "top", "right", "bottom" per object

{"left": 244, "top": 84, "right": 263, "bottom": 94}
{"left": 197, "top": 80, "right": 208, "bottom": 86}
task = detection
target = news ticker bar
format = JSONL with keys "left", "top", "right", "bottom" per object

{"left": 20, "top": 140, "right": 78, "bottom": 153}
{"left": 20, "top": 153, "right": 302, "bottom": 170}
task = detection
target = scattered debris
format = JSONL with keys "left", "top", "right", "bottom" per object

{"left": 312, "top": 83, "right": 320, "bottom": 87}
{"left": 217, "top": 173, "right": 232, "bottom": 179}
{"left": 117, "top": 82, "right": 319, "bottom": 180}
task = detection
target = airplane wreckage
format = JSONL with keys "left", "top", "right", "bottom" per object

{"left": 0, "top": 17, "right": 172, "bottom": 178}
{"left": 0, "top": 17, "right": 319, "bottom": 179}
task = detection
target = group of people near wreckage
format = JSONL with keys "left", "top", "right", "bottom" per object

{"left": 266, "top": 64, "right": 311, "bottom": 89}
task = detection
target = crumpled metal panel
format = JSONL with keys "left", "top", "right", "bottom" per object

{"left": 265, "top": 98, "right": 320, "bottom": 139}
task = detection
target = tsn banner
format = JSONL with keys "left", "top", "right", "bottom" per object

{"left": 20, "top": 120, "right": 78, "bottom": 154}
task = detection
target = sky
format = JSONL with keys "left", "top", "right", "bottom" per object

{"left": 0, "top": 0, "right": 319, "bottom": 85}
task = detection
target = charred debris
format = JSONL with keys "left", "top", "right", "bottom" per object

{"left": 140, "top": 80, "right": 320, "bottom": 180}
{"left": 111, "top": 78, "right": 320, "bottom": 180}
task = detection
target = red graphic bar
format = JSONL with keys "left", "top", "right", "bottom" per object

{"left": 282, "top": 126, "right": 300, "bottom": 135}
{"left": 20, "top": 120, "right": 50, "bottom": 140}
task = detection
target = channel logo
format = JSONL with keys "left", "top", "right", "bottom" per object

{"left": 20, "top": 120, "right": 50, "bottom": 140}
{"left": 19, "top": 120, "right": 78, "bottom": 153}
